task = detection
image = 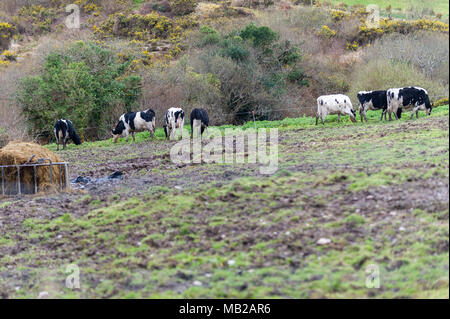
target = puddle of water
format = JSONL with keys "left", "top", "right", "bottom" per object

{"left": 71, "top": 171, "right": 123, "bottom": 189}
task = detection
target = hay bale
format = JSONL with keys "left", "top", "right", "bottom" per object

{"left": 0, "top": 141, "right": 67, "bottom": 195}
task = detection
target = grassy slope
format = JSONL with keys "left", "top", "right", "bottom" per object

{"left": 1, "top": 106, "right": 449, "bottom": 298}
{"left": 46, "top": 105, "right": 449, "bottom": 151}
{"left": 327, "top": 0, "right": 449, "bottom": 12}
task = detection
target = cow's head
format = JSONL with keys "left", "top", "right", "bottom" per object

{"left": 112, "top": 120, "right": 125, "bottom": 143}
{"left": 426, "top": 107, "right": 432, "bottom": 116}
{"left": 174, "top": 110, "right": 184, "bottom": 128}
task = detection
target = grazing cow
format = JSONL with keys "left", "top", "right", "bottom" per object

{"left": 164, "top": 107, "right": 185, "bottom": 140}
{"left": 54, "top": 119, "right": 82, "bottom": 151}
{"left": 386, "top": 87, "right": 432, "bottom": 121}
{"left": 190, "top": 108, "right": 209, "bottom": 138}
{"left": 357, "top": 90, "right": 388, "bottom": 123}
{"left": 112, "top": 109, "right": 156, "bottom": 143}
{"left": 315, "top": 94, "right": 356, "bottom": 125}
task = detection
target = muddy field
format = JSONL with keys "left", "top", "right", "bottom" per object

{"left": 0, "top": 110, "right": 448, "bottom": 298}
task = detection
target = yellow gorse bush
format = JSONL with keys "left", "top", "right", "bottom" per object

{"left": 1, "top": 50, "right": 16, "bottom": 61}
{"left": 357, "top": 18, "right": 449, "bottom": 45}
{"left": 433, "top": 97, "right": 449, "bottom": 107}
{"left": 346, "top": 41, "right": 359, "bottom": 51}
{"left": 0, "top": 22, "right": 15, "bottom": 39}
{"left": 94, "top": 12, "right": 198, "bottom": 68}
{"left": 318, "top": 25, "right": 336, "bottom": 38}
{"left": 331, "top": 10, "right": 348, "bottom": 22}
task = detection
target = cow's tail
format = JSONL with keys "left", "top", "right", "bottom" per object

{"left": 396, "top": 107, "right": 402, "bottom": 119}
{"left": 68, "top": 121, "right": 82, "bottom": 145}
{"left": 54, "top": 121, "right": 60, "bottom": 140}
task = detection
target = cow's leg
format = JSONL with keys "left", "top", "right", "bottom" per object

{"left": 380, "top": 110, "right": 384, "bottom": 122}
{"left": 56, "top": 139, "right": 60, "bottom": 151}
{"left": 337, "top": 114, "right": 341, "bottom": 123}
{"left": 63, "top": 138, "right": 67, "bottom": 150}
{"left": 131, "top": 132, "right": 135, "bottom": 142}
{"left": 388, "top": 111, "right": 392, "bottom": 121}
{"left": 416, "top": 110, "right": 419, "bottom": 119}
{"left": 125, "top": 130, "right": 130, "bottom": 142}
{"left": 393, "top": 109, "right": 399, "bottom": 120}
{"left": 315, "top": 115, "right": 319, "bottom": 125}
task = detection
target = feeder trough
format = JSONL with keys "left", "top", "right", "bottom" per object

{"left": 0, "top": 142, "right": 70, "bottom": 196}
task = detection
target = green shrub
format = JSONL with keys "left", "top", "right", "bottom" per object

{"left": 287, "top": 67, "right": 309, "bottom": 86}
{"left": 191, "top": 23, "right": 306, "bottom": 123}
{"left": 240, "top": 22, "right": 279, "bottom": 47}
{"left": 220, "top": 36, "right": 250, "bottom": 62}
{"left": 199, "top": 25, "right": 220, "bottom": 46}
{"left": 17, "top": 41, "right": 142, "bottom": 140}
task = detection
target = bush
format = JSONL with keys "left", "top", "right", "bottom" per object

{"left": 433, "top": 97, "right": 449, "bottom": 107}
{"left": 220, "top": 36, "right": 251, "bottom": 62}
{"left": 0, "top": 22, "right": 15, "bottom": 50}
{"left": 287, "top": 67, "right": 309, "bottom": 86}
{"left": 346, "top": 41, "right": 359, "bottom": 51}
{"left": 17, "top": 4, "right": 57, "bottom": 35}
{"left": 192, "top": 23, "right": 304, "bottom": 123}
{"left": 348, "top": 59, "right": 449, "bottom": 105}
{"left": 199, "top": 25, "right": 220, "bottom": 46}
{"left": 318, "top": 25, "right": 336, "bottom": 38}
{"left": 170, "top": 0, "right": 197, "bottom": 16}
{"left": 239, "top": 22, "right": 279, "bottom": 47}
{"left": 17, "top": 41, "right": 142, "bottom": 140}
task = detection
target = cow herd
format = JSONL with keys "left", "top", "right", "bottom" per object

{"left": 53, "top": 107, "right": 209, "bottom": 150}
{"left": 317, "top": 86, "right": 433, "bottom": 125}
{"left": 53, "top": 86, "right": 432, "bottom": 150}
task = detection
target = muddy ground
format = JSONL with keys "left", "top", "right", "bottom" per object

{"left": 0, "top": 112, "right": 448, "bottom": 298}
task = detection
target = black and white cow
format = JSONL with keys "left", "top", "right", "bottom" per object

{"left": 316, "top": 94, "right": 356, "bottom": 125}
{"left": 190, "top": 108, "right": 209, "bottom": 138}
{"left": 357, "top": 90, "right": 388, "bottom": 122}
{"left": 112, "top": 109, "right": 156, "bottom": 143}
{"left": 164, "top": 107, "right": 185, "bottom": 140}
{"left": 54, "top": 119, "right": 82, "bottom": 151}
{"left": 386, "top": 87, "right": 432, "bottom": 121}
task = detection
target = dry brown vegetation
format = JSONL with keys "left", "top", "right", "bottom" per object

{"left": 0, "top": 1, "right": 449, "bottom": 144}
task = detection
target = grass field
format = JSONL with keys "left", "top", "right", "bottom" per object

{"left": 0, "top": 106, "right": 448, "bottom": 298}
{"left": 327, "top": 0, "right": 449, "bottom": 18}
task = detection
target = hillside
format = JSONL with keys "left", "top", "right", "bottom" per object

{"left": 0, "top": 0, "right": 449, "bottom": 300}
{"left": 1, "top": 1, "right": 449, "bottom": 144}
